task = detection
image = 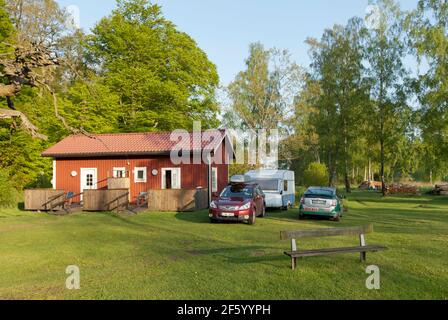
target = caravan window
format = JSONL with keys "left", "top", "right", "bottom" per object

{"left": 256, "top": 180, "right": 279, "bottom": 191}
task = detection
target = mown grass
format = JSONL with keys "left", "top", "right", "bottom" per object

{"left": 0, "top": 190, "right": 447, "bottom": 300}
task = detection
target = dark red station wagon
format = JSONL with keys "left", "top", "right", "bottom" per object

{"left": 209, "top": 183, "right": 266, "bottom": 225}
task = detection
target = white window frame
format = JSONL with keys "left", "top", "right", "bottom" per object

{"left": 134, "top": 167, "right": 147, "bottom": 183}
{"left": 113, "top": 167, "right": 126, "bottom": 178}
{"left": 161, "top": 168, "right": 181, "bottom": 190}
{"left": 212, "top": 167, "right": 218, "bottom": 193}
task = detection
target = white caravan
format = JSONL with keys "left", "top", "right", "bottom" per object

{"left": 245, "top": 170, "right": 296, "bottom": 210}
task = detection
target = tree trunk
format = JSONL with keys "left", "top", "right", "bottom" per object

{"left": 328, "top": 152, "right": 334, "bottom": 187}
{"left": 344, "top": 155, "right": 351, "bottom": 193}
{"left": 380, "top": 136, "right": 386, "bottom": 196}
{"left": 0, "top": 108, "right": 47, "bottom": 140}
{"left": 344, "top": 145, "right": 351, "bottom": 192}
{"left": 0, "top": 84, "right": 22, "bottom": 97}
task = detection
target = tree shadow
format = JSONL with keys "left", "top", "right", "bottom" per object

{"left": 163, "top": 245, "right": 287, "bottom": 267}
{"left": 175, "top": 211, "right": 211, "bottom": 224}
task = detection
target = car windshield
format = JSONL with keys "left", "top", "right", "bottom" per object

{"left": 220, "top": 185, "right": 254, "bottom": 198}
{"left": 304, "top": 189, "right": 335, "bottom": 199}
{"left": 253, "top": 179, "right": 278, "bottom": 191}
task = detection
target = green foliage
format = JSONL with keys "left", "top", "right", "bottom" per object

{"left": 0, "top": 168, "right": 20, "bottom": 207}
{"left": 407, "top": 0, "right": 448, "bottom": 166}
{"left": 303, "top": 162, "right": 329, "bottom": 187}
{"left": 0, "top": 126, "right": 52, "bottom": 189}
{"left": 60, "top": 78, "right": 122, "bottom": 134}
{"left": 0, "top": 0, "right": 13, "bottom": 43}
{"left": 305, "top": 17, "right": 368, "bottom": 190}
{"left": 0, "top": 0, "right": 222, "bottom": 192}
{"left": 88, "top": 0, "right": 220, "bottom": 132}
{"left": 0, "top": 0, "right": 14, "bottom": 68}
{"left": 225, "top": 43, "right": 301, "bottom": 131}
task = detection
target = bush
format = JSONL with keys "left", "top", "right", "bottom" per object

{"left": 303, "top": 162, "right": 329, "bottom": 187}
{"left": 0, "top": 169, "right": 20, "bottom": 208}
{"left": 26, "top": 173, "right": 53, "bottom": 189}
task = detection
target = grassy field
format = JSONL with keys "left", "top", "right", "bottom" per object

{"left": 0, "top": 190, "right": 447, "bottom": 300}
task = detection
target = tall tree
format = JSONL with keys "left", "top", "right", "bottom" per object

{"left": 307, "top": 18, "right": 367, "bottom": 191}
{"left": 0, "top": 0, "right": 83, "bottom": 139}
{"left": 364, "top": 0, "right": 409, "bottom": 195}
{"left": 225, "top": 42, "right": 302, "bottom": 132}
{"left": 88, "top": 0, "right": 220, "bottom": 132}
{"left": 407, "top": 0, "right": 448, "bottom": 171}
{"left": 6, "top": 0, "right": 69, "bottom": 46}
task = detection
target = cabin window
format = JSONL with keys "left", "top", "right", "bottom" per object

{"left": 212, "top": 167, "right": 218, "bottom": 193}
{"left": 113, "top": 167, "right": 126, "bottom": 178}
{"left": 86, "top": 174, "right": 94, "bottom": 187}
{"left": 134, "top": 167, "right": 147, "bottom": 183}
{"left": 284, "top": 180, "right": 288, "bottom": 192}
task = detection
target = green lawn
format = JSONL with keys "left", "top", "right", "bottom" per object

{"left": 0, "top": 190, "right": 447, "bottom": 300}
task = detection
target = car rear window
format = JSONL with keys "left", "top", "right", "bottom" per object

{"left": 304, "top": 189, "right": 335, "bottom": 199}
{"left": 221, "top": 185, "right": 254, "bottom": 198}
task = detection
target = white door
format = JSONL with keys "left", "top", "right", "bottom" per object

{"left": 162, "top": 168, "right": 181, "bottom": 189}
{"left": 80, "top": 168, "right": 97, "bottom": 199}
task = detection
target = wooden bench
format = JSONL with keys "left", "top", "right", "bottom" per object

{"left": 280, "top": 225, "right": 387, "bottom": 270}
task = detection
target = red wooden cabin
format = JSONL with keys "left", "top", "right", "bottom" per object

{"left": 42, "top": 130, "right": 231, "bottom": 204}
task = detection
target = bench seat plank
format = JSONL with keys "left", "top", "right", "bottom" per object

{"left": 284, "top": 245, "right": 387, "bottom": 258}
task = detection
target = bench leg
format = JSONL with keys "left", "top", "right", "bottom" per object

{"left": 360, "top": 251, "right": 366, "bottom": 262}
{"left": 291, "top": 257, "right": 297, "bottom": 270}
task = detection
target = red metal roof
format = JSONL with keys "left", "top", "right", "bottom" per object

{"left": 42, "top": 130, "right": 227, "bottom": 158}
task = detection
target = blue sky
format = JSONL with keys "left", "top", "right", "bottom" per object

{"left": 56, "top": 0, "right": 419, "bottom": 85}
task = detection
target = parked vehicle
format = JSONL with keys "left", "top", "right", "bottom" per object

{"left": 209, "top": 176, "right": 266, "bottom": 225}
{"left": 299, "top": 187, "right": 343, "bottom": 221}
{"left": 245, "top": 170, "right": 295, "bottom": 210}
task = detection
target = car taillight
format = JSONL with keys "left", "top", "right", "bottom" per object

{"left": 331, "top": 200, "right": 337, "bottom": 206}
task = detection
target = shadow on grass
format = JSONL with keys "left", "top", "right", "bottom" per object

{"left": 175, "top": 211, "right": 210, "bottom": 224}
{"left": 181, "top": 245, "right": 286, "bottom": 267}
{"left": 349, "top": 194, "right": 448, "bottom": 206}
{"left": 174, "top": 209, "right": 307, "bottom": 225}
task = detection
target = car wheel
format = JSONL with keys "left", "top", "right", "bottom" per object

{"left": 299, "top": 213, "right": 305, "bottom": 220}
{"left": 248, "top": 209, "right": 256, "bottom": 225}
{"left": 210, "top": 218, "right": 218, "bottom": 224}
{"left": 332, "top": 214, "right": 341, "bottom": 222}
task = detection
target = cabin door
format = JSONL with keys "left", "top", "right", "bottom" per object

{"left": 80, "top": 168, "right": 97, "bottom": 200}
{"left": 162, "top": 168, "right": 181, "bottom": 189}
